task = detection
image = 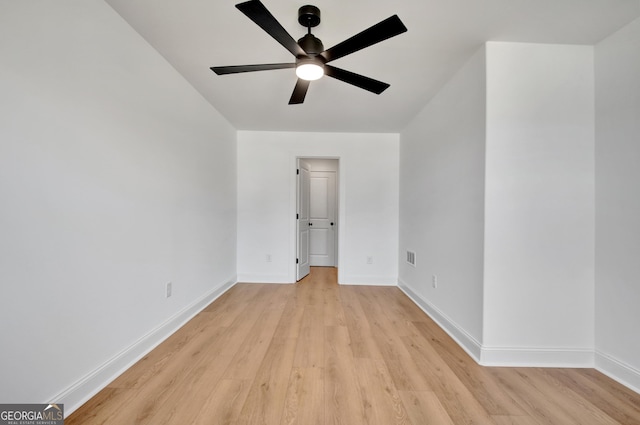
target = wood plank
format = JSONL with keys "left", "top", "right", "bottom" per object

{"left": 271, "top": 295, "right": 305, "bottom": 340}
{"left": 491, "top": 415, "right": 542, "bottom": 425}
{"left": 325, "top": 325, "right": 366, "bottom": 425}
{"left": 191, "top": 379, "right": 251, "bottom": 425}
{"left": 222, "top": 285, "right": 290, "bottom": 380}
{"left": 398, "top": 391, "right": 455, "bottom": 425}
{"left": 282, "top": 367, "right": 324, "bottom": 425}
{"left": 292, "top": 304, "right": 324, "bottom": 368}
{"left": 339, "top": 286, "right": 383, "bottom": 359}
{"left": 323, "top": 283, "right": 346, "bottom": 327}
{"left": 354, "top": 358, "right": 410, "bottom": 425}
{"left": 235, "top": 337, "right": 298, "bottom": 425}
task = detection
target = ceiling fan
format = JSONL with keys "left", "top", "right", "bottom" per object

{"left": 210, "top": 0, "right": 408, "bottom": 104}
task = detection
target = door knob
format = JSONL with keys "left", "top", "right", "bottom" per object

{"left": 330, "top": 222, "right": 334, "bottom": 226}
{"left": 309, "top": 223, "right": 313, "bottom": 226}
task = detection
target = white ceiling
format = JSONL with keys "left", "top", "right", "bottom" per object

{"left": 104, "top": 0, "right": 640, "bottom": 133}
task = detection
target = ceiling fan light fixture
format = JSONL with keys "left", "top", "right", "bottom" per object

{"left": 296, "top": 59, "right": 324, "bottom": 81}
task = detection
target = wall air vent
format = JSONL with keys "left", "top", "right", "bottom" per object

{"left": 406, "top": 250, "right": 416, "bottom": 267}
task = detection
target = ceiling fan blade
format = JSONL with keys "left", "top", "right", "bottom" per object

{"left": 320, "top": 15, "right": 407, "bottom": 63}
{"left": 210, "top": 63, "right": 295, "bottom": 75}
{"left": 289, "top": 79, "right": 310, "bottom": 104}
{"left": 325, "top": 65, "right": 390, "bottom": 94}
{"left": 236, "top": 0, "right": 306, "bottom": 57}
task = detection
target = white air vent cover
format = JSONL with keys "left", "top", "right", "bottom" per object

{"left": 406, "top": 250, "right": 416, "bottom": 267}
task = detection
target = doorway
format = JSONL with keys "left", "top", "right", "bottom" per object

{"left": 296, "top": 158, "right": 339, "bottom": 280}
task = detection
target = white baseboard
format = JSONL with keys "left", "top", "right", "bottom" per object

{"left": 339, "top": 275, "right": 398, "bottom": 286}
{"left": 236, "top": 272, "right": 292, "bottom": 283}
{"left": 398, "top": 279, "right": 482, "bottom": 361}
{"left": 480, "top": 347, "right": 594, "bottom": 367}
{"left": 56, "top": 276, "right": 237, "bottom": 417}
{"left": 596, "top": 350, "right": 640, "bottom": 394}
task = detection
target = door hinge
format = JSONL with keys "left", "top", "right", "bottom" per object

{"left": 296, "top": 213, "right": 299, "bottom": 219}
{"left": 296, "top": 258, "right": 299, "bottom": 264}
{"left": 297, "top": 169, "right": 299, "bottom": 175}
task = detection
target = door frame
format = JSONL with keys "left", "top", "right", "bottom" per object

{"left": 290, "top": 154, "right": 343, "bottom": 283}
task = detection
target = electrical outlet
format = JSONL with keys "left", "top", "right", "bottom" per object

{"left": 367, "top": 256, "right": 373, "bottom": 264}
{"left": 166, "top": 282, "right": 172, "bottom": 298}
{"left": 266, "top": 254, "right": 272, "bottom": 263}
{"left": 432, "top": 275, "right": 438, "bottom": 289}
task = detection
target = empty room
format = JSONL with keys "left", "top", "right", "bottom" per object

{"left": 1, "top": 0, "right": 639, "bottom": 424}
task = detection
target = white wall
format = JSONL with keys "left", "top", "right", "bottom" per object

{"left": 398, "top": 47, "right": 487, "bottom": 359}
{"left": 237, "top": 131, "right": 399, "bottom": 285}
{"left": 0, "top": 0, "right": 237, "bottom": 413}
{"left": 483, "top": 42, "right": 595, "bottom": 365}
{"left": 595, "top": 17, "right": 640, "bottom": 391}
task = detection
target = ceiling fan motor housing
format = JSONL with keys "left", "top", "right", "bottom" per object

{"left": 298, "top": 33, "right": 324, "bottom": 55}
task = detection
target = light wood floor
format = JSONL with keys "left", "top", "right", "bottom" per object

{"left": 67, "top": 267, "right": 640, "bottom": 425}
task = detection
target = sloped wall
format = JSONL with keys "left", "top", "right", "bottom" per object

{"left": 595, "top": 17, "right": 640, "bottom": 392}
{"left": 0, "top": 0, "right": 237, "bottom": 412}
{"left": 399, "top": 47, "right": 487, "bottom": 357}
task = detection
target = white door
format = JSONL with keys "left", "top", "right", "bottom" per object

{"left": 296, "top": 159, "right": 311, "bottom": 281}
{"left": 309, "top": 171, "right": 337, "bottom": 267}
